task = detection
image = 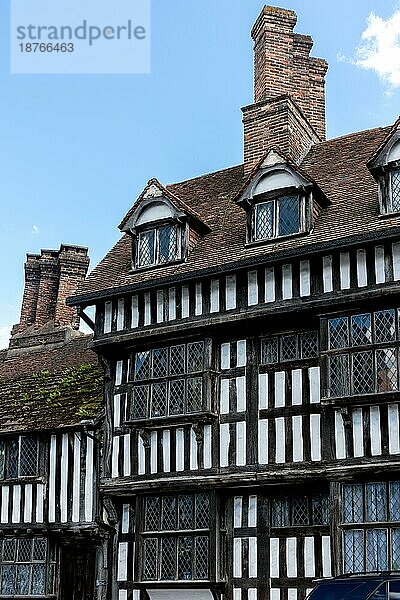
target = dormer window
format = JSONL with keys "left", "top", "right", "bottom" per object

{"left": 390, "top": 168, "right": 400, "bottom": 212}
{"left": 235, "top": 151, "right": 328, "bottom": 247}
{"left": 119, "top": 179, "right": 209, "bottom": 272}
{"left": 137, "top": 224, "right": 179, "bottom": 268}
{"left": 369, "top": 132, "right": 400, "bottom": 216}
{"left": 255, "top": 194, "right": 302, "bottom": 241}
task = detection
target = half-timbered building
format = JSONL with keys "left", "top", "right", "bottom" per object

{"left": 4, "top": 4, "right": 400, "bottom": 600}
{"left": 0, "top": 245, "right": 109, "bottom": 599}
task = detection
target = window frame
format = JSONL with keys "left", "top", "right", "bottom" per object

{"left": 341, "top": 482, "right": 400, "bottom": 574}
{"left": 127, "top": 340, "right": 212, "bottom": 422}
{"left": 389, "top": 167, "right": 400, "bottom": 213}
{"left": 324, "top": 308, "right": 400, "bottom": 399}
{"left": 140, "top": 493, "right": 212, "bottom": 582}
{"left": 260, "top": 330, "right": 319, "bottom": 366}
{"left": 0, "top": 435, "right": 39, "bottom": 481}
{"left": 253, "top": 192, "right": 305, "bottom": 242}
{"left": 135, "top": 221, "right": 182, "bottom": 270}
{"left": 0, "top": 537, "right": 57, "bottom": 596}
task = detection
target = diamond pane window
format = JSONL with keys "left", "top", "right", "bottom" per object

{"left": 351, "top": 314, "right": 372, "bottom": 346}
{"left": 343, "top": 529, "right": 364, "bottom": 573}
{"left": 255, "top": 201, "right": 273, "bottom": 240}
{"left": 131, "top": 385, "right": 149, "bottom": 419}
{"left": 261, "top": 338, "right": 279, "bottom": 364}
{"left": 178, "top": 537, "right": 193, "bottom": 580}
{"left": 178, "top": 495, "right": 194, "bottom": 530}
{"left": 134, "top": 351, "right": 151, "bottom": 381}
{"left": 392, "top": 529, "right": 400, "bottom": 570}
{"left": 292, "top": 496, "right": 309, "bottom": 525}
{"left": 159, "top": 225, "right": 178, "bottom": 264}
{"left": 2, "top": 540, "right": 16, "bottom": 563}
{"left": 366, "top": 529, "right": 388, "bottom": 571}
{"left": 151, "top": 383, "right": 168, "bottom": 418}
{"left": 6, "top": 439, "right": 19, "bottom": 479}
{"left": 366, "top": 483, "right": 387, "bottom": 522}
{"left": 143, "top": 538, "right": 158, "bottom": 580}
{"left": 353, "top": 351, "right": 374, "bottom": 395}
{"left": 160, "top": 538, "right": 176, "bottom": 580}
{"left": 281, "top": 335, "right": 298, "bottom": 362}
{"left": 195, "top": 494, "right": 210, "bottom": 529}
{"left": 170, "top": 345, "right": 185, "bottom": 375}
{"left": 145, "top": 497, "right": 161, "bottom": 531}
{"left": 271, "top": 498, "right": 290, "bottom": 527}
{"left": 187, "top": 378, "right": 203, "bottom": 413}
{"left": 329, "top": 354, "right": 350, "bottom": 397}
{"left": 376, "top": 348, "right": 398, "bottom": 392}
{"left": 300, "top": 331, "right": 319, "bottom": 359}
{"left": 169, "top": 379, "right": 185, "bottom": 415}
{"left": 187, "top": 342, "right": 204, "bottom": 373}
{"left": 153, "top": 348, "right": 168, "bottom": 378}
{"left": 194, "top": 537, "right": 209, "bottom": 579}
{"left": 312, "top": 495, "right": 329, "bottom": 525}
{"left": 19, "top": 437, "right": 38, "bottom": 477}
{"left": 0, "top": 538, "right": 52, "bottom": 597}
{"left": 138, "top": 230, "right": 155, "bottom": 267}
{"left": 328, "top": 317, "right": 349, "bottom": 349}
{"left": 391, "top": 169, "right": 400, "bottom": 212}
{"left": 390, "top": 482, "right": 400, "bottom": 521}
{"left": 375, "top": 310, "right": 396, "bottom": 342}
{"left": 162, "top": 497, "right": 177, "bottom": 531}
{"left": 343, "top": 484, "right": 364, "bottom": 523}
{"left": 278, "top": 195, "right": 300, "bottom": 236}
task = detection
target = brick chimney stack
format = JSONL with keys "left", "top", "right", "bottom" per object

{"left": 243, "top": 5, "right": 328, "bottom": 176}
{"left": 16, "top": 244, "right": 89, "bottom": 334}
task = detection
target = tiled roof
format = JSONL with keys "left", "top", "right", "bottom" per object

{"left": 71, "top": 125, "right": 400, "bottom": 301}
{"left": 0, "top": 336, "right": 103, "bottom": 433}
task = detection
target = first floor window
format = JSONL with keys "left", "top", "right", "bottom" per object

{"left": 141, "top": 493, "right": 211, "bottom": 581}
{"left": 0, "top": 436, "right": 39, "bottom": 480}
{"left": 254, "top": 194, "right": 302, "bottom": 241}
{"left": 0, "top": 538, "right": 56, "bottom": 596}
{"left": 271, "top": 494, "right": 329, "bottom": 528}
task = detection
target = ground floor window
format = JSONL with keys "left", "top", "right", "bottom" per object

{"left": 342, "top": 482, "right": 400, "bottom": 573}
{"left": 0, "top": 537, "right": 56, "bottom": 596}
{"left": 141, "top": 493, "right": 211, "bottom": 581}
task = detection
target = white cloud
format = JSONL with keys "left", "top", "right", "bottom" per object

{"left": 354, "top": 10, "right": 400, "bottom": 88}
{"left": 31, "top": 224, "right": 39, "bottom": 235}
{"left": 0, "top": 325, "right": 11, "bottom": 350}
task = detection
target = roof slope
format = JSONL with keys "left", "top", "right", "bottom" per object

{"left": 73, "top": 125, "right": 399, "bottom": 299}
{"left": 0, "top": 336, "right": 103, "bottom": 433}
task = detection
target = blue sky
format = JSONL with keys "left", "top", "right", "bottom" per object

{"left": 1, "top": 0, "right": 400, "bottom": 347}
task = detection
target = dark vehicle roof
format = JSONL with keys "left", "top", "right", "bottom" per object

{"left": 308, "top": 574, "right": 400, "bottom": 600}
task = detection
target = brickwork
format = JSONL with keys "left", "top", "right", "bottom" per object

{"left": 244, "top": 5, "right": 328, "bottom": 176}
{"left": 16, "top": 245, "right": 89, "bottom": 334}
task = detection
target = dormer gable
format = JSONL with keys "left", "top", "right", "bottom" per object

{"left": 235, "top": 149, "right": 328, "bottom": 245}
{"left": 119, "top": 179, "right": 209, "bottom": 270}
{"left": 368, "top": 118, "right": 400, "bottom": 216}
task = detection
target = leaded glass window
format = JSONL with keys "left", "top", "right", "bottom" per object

{"left": 341, "top": 482, "right": 400, "bottom": 573}
{"left": 137, "top": 224, "right": 180, "bottom": 268}
{"left": 391, "top": 168, "right": 400, "bottom": 212}
{"left": 130, "top": 341, "right": 207, "bottom": 420}
{"left": 327, "top": 308, "right": 400, "bottom": 398}
{"left": 254, "top": 195, "right": 302, "bottom": 241}
{"left": 0, "top": 538, "right": 56, "bottom": 596}
{"left": 142, "top": 493, "right": 211, "bottom": 581}
{"left": 1, "top": 436, "right": 39, "bottom": 481}
{"left": 271, "top": 494, "right": 329, "bottom": 527}
{"left": 261, "top": 331, "right": 319, "bottom": 364}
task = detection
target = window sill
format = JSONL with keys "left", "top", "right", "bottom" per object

{"left": 129, "top": 258, "right": 186, "bottom": 274}
{"left": 321, "top": 390, "right": 400, "bottom": 406}
{"left": 122, "top": 411, "right": 218, "bottom": 430}
{"left": 245, "top": 229, "right": 310, "bottom": 248}
{"left": 378, "top": 211, "right": 400, "bottom": 220}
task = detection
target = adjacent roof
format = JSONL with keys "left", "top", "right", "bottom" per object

{"left": 0, "top": 335, "right": 103, "bottom": 433}
{"left": 70, "top": 124, "right": 400, "bottom": 302}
